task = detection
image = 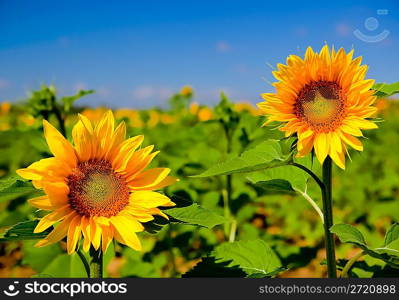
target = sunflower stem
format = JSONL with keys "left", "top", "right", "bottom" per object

{"left": 77, "top": 249, "right": 91, "bottom": 278}
{"left": 341, "top": 251, "right": 365, "bottom": 278}
{"left": 89, "top": 247, "right": 103, "bottom": 278}
{"left": 321, "top": 156, "right": 337, "bottom": 278}
{"left": 53, "top": 105, "right": 66, "bottom": 137}
{"left": 222, "top": 123, "right": 234, "bottom": 240}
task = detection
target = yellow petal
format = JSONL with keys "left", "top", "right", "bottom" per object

{"left": 112, "top": 135, "right": 144, "bottom": 171}
{"left": 35, "top": 212, "right": 76, "bottom": 247}
{"left": 330, "top": 131, "right": 342, "bottom": 154}
{"left": 329, "top": 147, "right": 346, "bottom": 170}
{"left": 34, "top": 205, "right": 72, "bottom": 233}
{"left": 314, "top": 133, "right": 329, "bottom": 164}
{"left": 67, "top": 215, "right": 82, "bottom": 254}
{"left": 43, "top": 182, "right": 69, "bottom": 207}
{"left": 81, "top": 216, "right": 91, "bottom": 252}
{"left": 340, "top": 132, "right": 364, "bottom": 151}
{"left": 111, "top": 216, "right": 142, "bottom": 251}
{"left": 101, "top": 225, "right": 114, "bottom": 253}
{"left": 104, "top": 122, "right": 127, "bottom": 160}
{"left": 43, "top": 120, "right": 77, "bottom": 168}
{"left": 28, "top": 196, "right": 53, "bottom": 210}
{"left": 128, "top": 168, "right": 171, "bottom": 190}
{"left": 94, "top": 111, "right": 115, "bottom": 158}
{"left": 347, "top": 118, "right": 378, "bottom": 130}
{"left": 91, "top": 218, "right": 102, "bottom": 250}
{"left": 340, "top": 123, "right": 363, "bottom": 137}
{"left": 129, "top": 191, "right": 175, "bottom": 208}
{"left": 17, "top": 157, "right": 70, "bottom": 181}
{"left": 72, "top": 120, "right": 92, "bottom": 162}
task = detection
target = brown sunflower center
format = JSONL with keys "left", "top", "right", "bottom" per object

{"left": 67, "top": 159, "right": 129, "bottom": 217}
{"left": 294, "top": 81, "right": 345, "bottom": 132}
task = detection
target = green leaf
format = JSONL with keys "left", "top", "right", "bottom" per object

{"left": 39, "top": 253, "right": 88, "bottom": 277}
{"left": 166, "top": 203, "right": 226, "bottom": 229}
{"left": 0, "top": 220, "right": 51, "bottom": 242}
{"left": 330, "top": 224, "right": 367, "bottom": 247}
{"left": 252, "top": 179, "right": 295, "bottom": 193}
{"left": 0, "top": 175, "right": 39, "bottom": 203}
{"left": 211, "top": 239, "right": 283, "bottom": 276}
{"left": 331, "top": 224, "right": 399, "bottom": 268}
{"left": 193, "top": 140, "right": 287, "bottom": 177}
{"left": 22, "top": 241, "right": 62, "bottom": 272}
{"left": 372, "top": 82, "right": 399, "bottom": 98}
{"left": 182, "top": 257, "right": 247, "bottom": 277}
{"left": 61, "top": 89, "right": 94, "bottom": 112}
{"left": 248, "top": 156, "right": 313, "bottom": 193}
{"left": 384, "top": 223, "right": 399, "bottom": 247}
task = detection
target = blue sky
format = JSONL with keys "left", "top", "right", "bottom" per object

{"left": 0, "top": 0, "right": 398, "bottom": 108}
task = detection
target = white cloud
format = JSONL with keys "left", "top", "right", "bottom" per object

{"left": 196, "top": 87, "right": 236, "bottom": 105}
{"left": 336, "top": 23, "right": 351, "bottom": 36}
{"left": 215, "top": 41, "right": 231, "bottom": 53}
{"left": 131, "top": 85, "right": 173, "bottom": 101}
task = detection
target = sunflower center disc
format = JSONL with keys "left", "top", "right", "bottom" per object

{"left": 67, "top": 160, "right": 129, "bottom": 217}
{"left": 295, "top": 81, "right": 345, "bottom": 131}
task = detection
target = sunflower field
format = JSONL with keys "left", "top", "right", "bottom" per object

{"left": 1, "top": 47, "right": 399, "bottom": 279}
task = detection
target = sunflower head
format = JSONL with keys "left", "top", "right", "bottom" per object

{"left": 17, "top": 111, "right": 176, "bottom": 254}
{"left": 258, "top": 45, "right": 378, "bottom": 169}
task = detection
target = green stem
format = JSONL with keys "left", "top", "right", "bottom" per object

{"left": 321, "top": 156, "right": 337, "bottom": 278}
{"left": 229, "top": 219, "right": 237, "bottom": 242}
{"left": 341, "top": 251, "right": 365, "bottom": 278}
{"left": 77, "top": 249, "right": 91, "bottom": 278}
{"left": 89, "top": 247, "right": 103, "bottom": 278}
{"left": 222, "top": 124, "right": 234, "bottom": 239}
{"left": 53, "top": 105, "right": 66, "bottom": 137}
{"left": 294, "top": 188, "right": 324, "bottom": 224}
{"left": 290, "top": 162, "right": 325, "bottom": 191}
{"left": 167, "top": 224, "right": 178, "bottom": 277}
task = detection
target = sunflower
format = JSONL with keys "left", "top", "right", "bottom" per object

{"left": 17, "top": 111, "right": 176, "bottom": 254}
{"left": 258, "top": 45, "right": 378, "bottom": 169}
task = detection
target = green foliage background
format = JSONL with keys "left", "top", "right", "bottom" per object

{"left": 0, "top": 85, "right": 399, "bottom": 278}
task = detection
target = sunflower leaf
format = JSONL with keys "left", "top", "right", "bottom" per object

{"left": 0, "top": 175, "right": 40, "bottom": 203}
{"left": 330, "top": 223, "right": 367, "bottom": 247}
{"left": 185, "top": 239, "right": 284, "bottom": 277}
{"left": 182, "top": 256, "right": 247, "bottom": 277}
{"left": 193, "top": 140, "right": 287, "bottom": 177}
{"left": 0, "top": 220, "right": 52, "bottom": 241}
{"left": 331, "top": 223, "right": 399, "bottom": 268}
{"left": 35, "top": 253, "right": 88, "bottom": 277}
{"left": 166, "top": 203, "right": 226, "bottom": 228}
{"left": 247, "top": 156, "right": 314, "bottom": 193}
{"left": 372, "top": 82, "right": 399, "bottom": 98}
{"left": 384, "top": 223, "right": 399, "bottom": 247}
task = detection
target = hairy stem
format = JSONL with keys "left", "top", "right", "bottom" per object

{"left": 167, "top": 224, "right": 178, "bottom": 277}
{"left": 294, "top": 188, "right": 324, "bottom": 224}
{"left": 77, "top": 249, "right": 91, "bottom": 278}
{"left": 341, "top": 251, "right": 365, "bottom": 278}
{"left": 322, "top": 156, "right": 337, "bottom": 278}
{"left": 229, "top": 219, "right": 237, "bottom": 242}
{"left": 290, "top": 162, "right": 325, "bottom": 191}
{"left": 89, "top": 247, "right": 103, "bottom": 278}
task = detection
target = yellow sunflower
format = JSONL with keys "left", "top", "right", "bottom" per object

{"left": 17, "top": 111, "right": 176, "bottom": 254}
{"left": 258, "top": 45, "right": 378, "bottom": 169}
